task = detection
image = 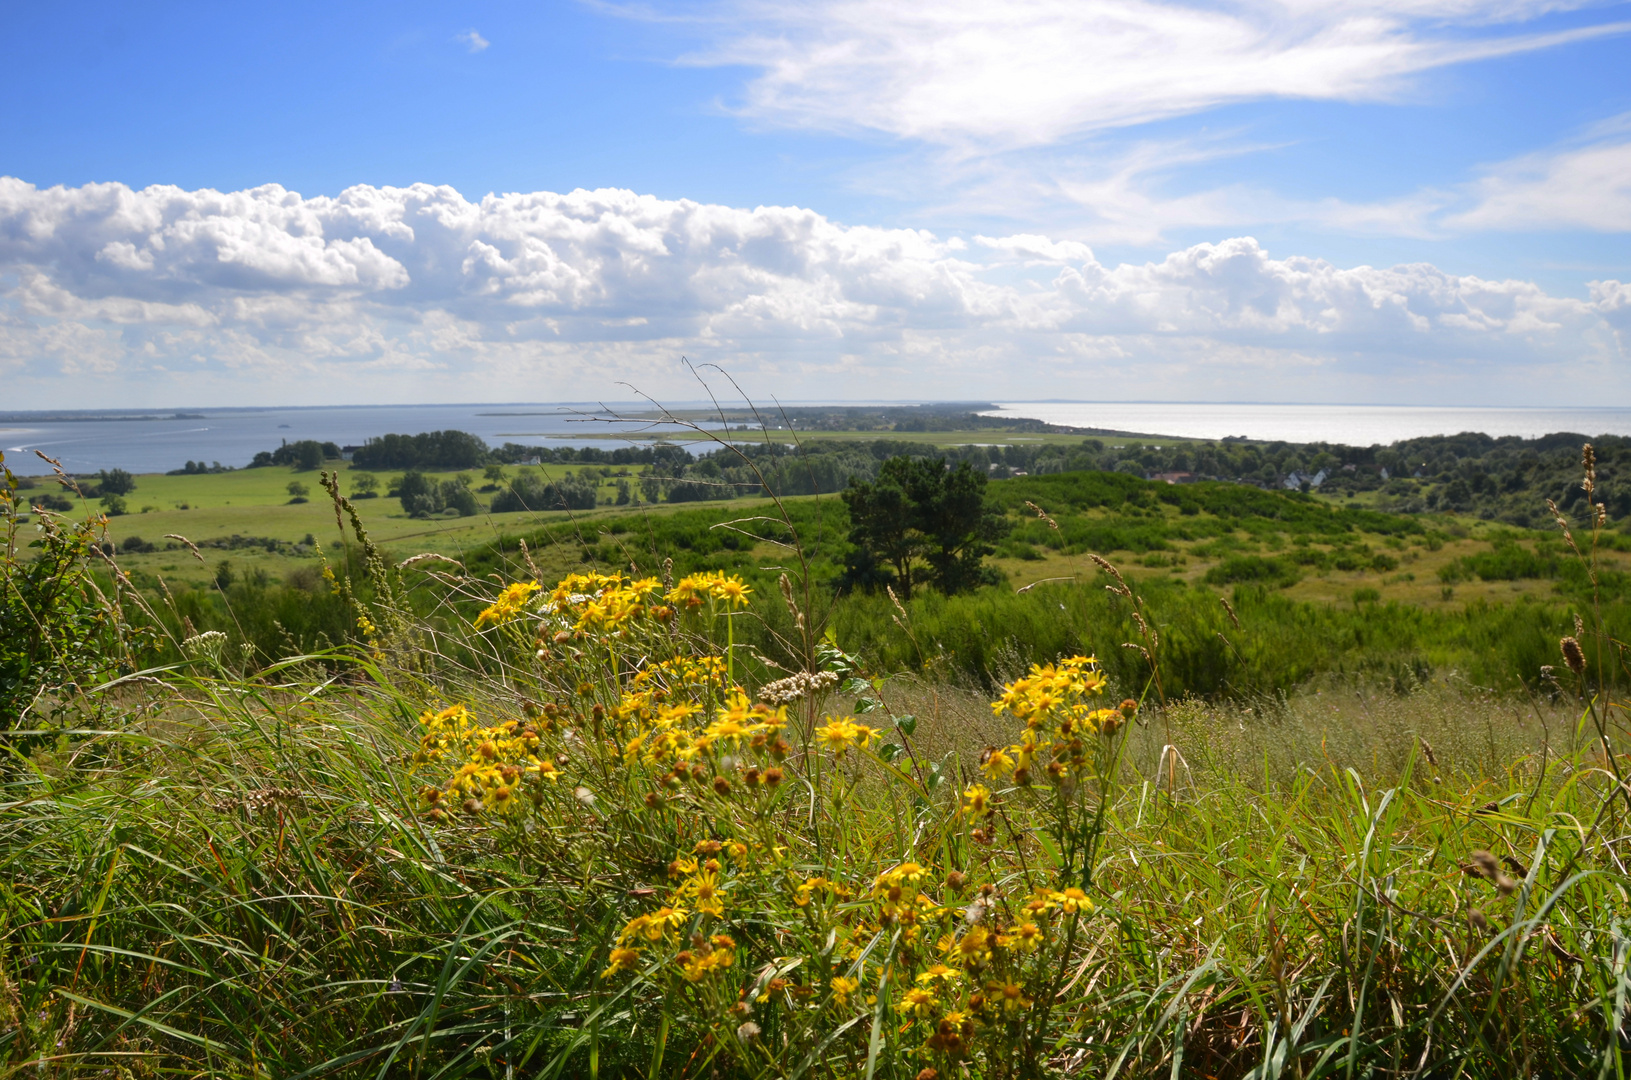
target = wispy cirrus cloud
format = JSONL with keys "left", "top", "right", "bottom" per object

{"left": 1448, "top": 114, "right": 1631, "bottom": 231}
{"left": 676, "top": 0, "right": 1630, "bottom": 150}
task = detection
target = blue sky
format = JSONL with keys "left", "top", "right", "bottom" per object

{"left": 1, "top": 0, "right": 1628, "bottom": 406}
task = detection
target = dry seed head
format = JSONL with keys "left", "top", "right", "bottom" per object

{"left": 1468, "top": 908, "right": 1491, "bottom": 935}
{"left": 1561, "top": 636, "right": 1586, "bottom": 675}
{"left": 1496, "top": 873, "right": 1519, "bottom": 897}
{"left": 1582, "top": 443, "right": 1596, "bottom": 494}
{"left": 1467, "top": 850, "right": 1499, "bottom": 880}
{"left": 887, "top": 584, "right": 908, "bottom": 619}
{"left": 1220, "top": 595, "right": 1241, "bottom": 631}
{"left": 1024, "top": 500, "right": 1060, "bottom": 530}
{"left": 1418, "top": 737, "right": 1438, "bottom": 767}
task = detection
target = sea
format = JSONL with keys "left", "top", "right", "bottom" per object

{"left": 4, "top": 401, "right": 1630, "bottom": 476}
{"left": 981, "top": 403, "right": 1631, "bottom": 446}
{"left": 0, "top": 403, "right": 671, "bottom": 476}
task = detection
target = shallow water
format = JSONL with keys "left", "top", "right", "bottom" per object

{"left": 0, "top": 403, "right": 678, "bottom": 475}
{"left": 983, "top": 402, "right": 1631, "bottom": 445}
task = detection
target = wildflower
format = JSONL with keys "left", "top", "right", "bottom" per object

{"left": 601, "top": 947, "right": 640, "bottom": 978}
{"left": 815, "top": 717, "right": 877, "bottom": 754}
{"left": 995, "top": 980, "right": 1032, "bottom": 1015}
{"left": 1058, "top": 887, "right": 1093, "bottom": 915}
{"left": 979, "top": 745, "right": 1014, "bottom": 779}
{"left": 917, "top": 963, "right": 960, "bottom": 987}
{"left": 1009, "top": 921, "right": 1044, "bottom": 953}
{"left": 794, "top": 876, "right": 828, "bottom": 907}
{"left": 902, "top": 986, "right": 937, "bottom": 1017}
{"left": 714, "top": 577, "right": 751, "bottom": 607}
{"left": 948, "top": 926, "right": 993, "bottom": 967}
{"left": 829, "top": 976, "right": 860, "bottom": 1007}
{"left": 680, "top": 871, "right": 727, "bottom": 917}
{"left": 475, "top": 582, "right": 540, "bottom": 628}
{"left": 619, "top": 906, "right": 687, "bottom": 945}
{"left": 961, "top": 784, "right": 992, "bottom": 817}
{"left": 680, "top": 949, "right": 734, "bottom": 982}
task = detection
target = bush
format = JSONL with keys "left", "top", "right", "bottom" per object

{"left": 490, "top": 473, "right": 598, "bottom": 513}
{"left": 1202, "top": 555, "right": 1301, "bottom": 589}
{"left": 349, "top": 472, "right": 380, "bottom": 498}
{"left": 99, "top": 493, "right": 128, "bottom": 516}
{"left": 1, "top": 456, "right": 135, "bottom": 730}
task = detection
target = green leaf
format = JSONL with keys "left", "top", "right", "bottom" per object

{"left": 878, "top": 742, "right": 902, "bottom": 763}
{"left": 893, "top": 714, "right": 917, "bottom": 736}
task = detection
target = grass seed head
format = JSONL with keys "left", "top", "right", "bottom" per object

{"left": 1560, "top": 636, "right": 1586, "bottom": 675}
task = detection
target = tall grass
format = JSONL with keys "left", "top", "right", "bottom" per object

{"left": 5, "top": 443, "right": 1631, "bottom": 1077}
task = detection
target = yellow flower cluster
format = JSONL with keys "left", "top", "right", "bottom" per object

{"left": 474, "top": 581, "right": 540, "bottom": 628}
{"left": 603, "top": 839, "right": 759, "bottom": 983}
{"left": 413, "top": 704, "right": 558, "bottom": 816}
{"left": 986, "top": 656, "right": 1128, "bottom": 784}
{"left": 668, "top": 571, "right": 752, "bottom": 609}
{"left": 533, "top": 570, "right": 753, "bottom": 638}
{"left": 815, "top": 717, "right": 877, "bottom": 754}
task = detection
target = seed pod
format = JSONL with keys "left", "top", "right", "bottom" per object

{"left": 1468, "top": 908, "right": 1491, "bottom": 935}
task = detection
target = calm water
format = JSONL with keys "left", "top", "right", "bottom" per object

{"left": 0, "top": 403, "right": 674, "bottom": 476}
{"left": 983, "top": 403, "right": 1631, "bottom": 445}
{"left": 7, "top": 401, "right": 1629, "bottom": 476}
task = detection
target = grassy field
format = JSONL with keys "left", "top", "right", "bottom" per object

{"left": 33, "top": 460, "right": 1627, "bottom": 617}
{"left": 4, "top": 486, "right": 1629, "bottom": 1075}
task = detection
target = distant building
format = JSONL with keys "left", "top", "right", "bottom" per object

{"left": 1151, "top": 471, "right": 1195, "bottom": 485}
{"left": 1379, "top": 467, "right": 1390, "bottom": 480}
{"left": 1309, "top": 469, "right": 1327, "bottom": 488}
{"left": 340, "top": 445, "right": 362, "bottom": 460}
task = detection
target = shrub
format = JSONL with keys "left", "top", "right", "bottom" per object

{"left": 0, "top": 454, "right": 136, "bottom": 730}
{"left": 491, "top": 472, "right": 598, "bottom": 513}
{"left": 1202, "top": 554, "right": 1301, "bottom": 589}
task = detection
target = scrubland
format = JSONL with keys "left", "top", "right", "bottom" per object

{"left": 3, "top": 447, "right": 1630, "bottom": 1078}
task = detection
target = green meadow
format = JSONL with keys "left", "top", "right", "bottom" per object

{"left": 5, "top": 439, "right": 1631, "bottom": 1077}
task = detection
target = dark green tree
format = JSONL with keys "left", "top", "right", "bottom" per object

{"left": 97, "top": 468, "right": 137, "bottom": 496}
{"left": 838, "top": 457, "right": 1008, "bottom": 598}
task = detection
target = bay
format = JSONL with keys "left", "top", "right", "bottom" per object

{"left": 0, "top": 403, "right": 676, "bottom": 476}
{"left": 982, "top": 402, "right": 1631, "bottom": 446}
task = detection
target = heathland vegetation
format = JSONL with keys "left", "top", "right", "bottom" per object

{"left": 3, "top": 428, "right": 1630, "bottom": 1076}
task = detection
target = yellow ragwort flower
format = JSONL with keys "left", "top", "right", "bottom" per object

{"left": 815, "top": 717, "right": 877, "bottom": 754}
{"left": 474, "top": 581, "right": 540, "bottom": 628}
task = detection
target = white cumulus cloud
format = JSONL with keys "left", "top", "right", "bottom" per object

{"left": 455, "top": 29, "right": 490, "bottom": 53}
{"left": 0, "top": 177, "right": 1623, "bottom": 405}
